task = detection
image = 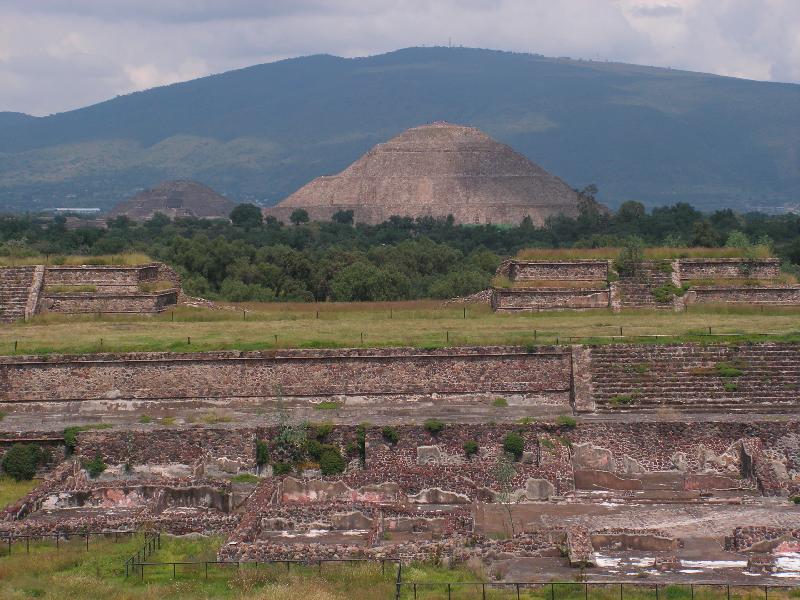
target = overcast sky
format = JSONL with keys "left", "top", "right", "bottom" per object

{"left": 1, "top": 0, "right": 799, "bottom": 116}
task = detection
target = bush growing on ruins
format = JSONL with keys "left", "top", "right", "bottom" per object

{"left": 272, "top": 462, "right": 292, "bottom": 475}
{"left": 381, "top": 427, "right": 399, "bottom": 445}
{"left": 715, "top": 362, "right": 744, "bottom": 377}
{"left": 255, "top": 440, "right": 269, "bottom": 466}
{"left": 463, "top": 440, "right": 479, "bottom": 458}
{"left": 319, "top": 447, "right": 346, "bottom": 476}
{"left": 503, "top": 432, "right": 524, "bottom": 461}
{"left": 306, "top": 439, "right": 324, "bottom": 460}
{"left": 85, "top": 455, "right": 106, "bottom": 479}
{"left": 309, "top": 421, "right": 335, "bottom": 441}
{"left": 231, "top": 473, "right": 260, "bottom": 484}
{"left": 290, "top": 209, "right": 310, "bottom": 225}
{"left": 1, "top": 444, "right": 43, "bottom": 481}
{"left": 138, "top": 415, "right": 153, "bottom": 424}
{"left": 355, "top": 423, "right": 369, "bottom": 465}
{"left": 63, "top": 426, "right": 81, "bottom": 454}
{"left": 557, "top": 415, "right": 577, "bottom": 428}
{"left": 614, "top": 237, "right": 644, "bottom": 277}
{"left": 791, "top": 496, "right": 800, "bottom": 505}
{"left": 492, "top": 397, "right": 508, "bottom": 408}
{"left": 724, "top": 382, "right": 738, "bottom": 393}
{"left": 610, "top": 395, "right": 635, "bottom": 407}
{"left": 424, "top": 419, "right": 445, "bottom": 435}
{"left": 314, "top": 401, "right": 341, "bottom": 410}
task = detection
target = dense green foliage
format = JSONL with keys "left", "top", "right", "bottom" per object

{"left": 319, "top": 447, "right": 346, "bottom": 475}
{"left": 1, "top": 47, "right": 799, "bottom": 212}
{"left": 463, "top": 440, "right": 479, "bottom": 458}
{"left": 1, "top": 444, "right": 43, "bottom": 481}
{"left": 255, "top": 440, "right": 269, "bottom": 466}
{"left": 2, "top": 198, "right": 799, "bottom": 302}
{"left": 502, "top": 432, "right": 525, "bottom": 461}
{"left": 424, "top": 419, "right": 445, "bottom": 435}
{"left": 84, "top": 455, "right": 107, "bottom": 479}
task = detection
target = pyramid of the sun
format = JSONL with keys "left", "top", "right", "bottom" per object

{"left": 264, "top": 122, "right": 582, "bottom": 225}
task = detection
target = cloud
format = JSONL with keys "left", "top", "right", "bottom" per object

{"left": 0, "top": 0, "right": 798, "bottom": 116}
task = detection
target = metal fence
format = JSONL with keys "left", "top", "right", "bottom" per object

{"left": 2, "top": 530, "right": 135, "bottom": 556}
{"left": 123, "top": 531, "right": 160, "bottom": 577}
{"left": 393, "top": 581, "right": 799, "bottom": 600}
{"left": 124, "top": 556, "right": 401, "bottom": 581}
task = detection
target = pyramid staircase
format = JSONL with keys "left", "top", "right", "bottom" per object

{"left": 0, "top": 266, "right": 37, "bottom": 323}
{"left": 589, "top": 343, "right": 800, "bottom": 414}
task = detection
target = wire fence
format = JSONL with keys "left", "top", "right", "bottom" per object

{"left": 392, "top": 581, "right": 800, "bottom": 600}
{"left": 1, "top": 530, "right": 135, "bottom": 556}
{"left": 123, "top": 531, "right": 160, "bottom": 577}
{"left": 124, "top": 556, "right": 401, "bottom": 581}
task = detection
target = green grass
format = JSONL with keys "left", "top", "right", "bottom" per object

{"left": 45, "top": 284, "right": 98, "bottom": 293}
{"left": 3, "top": 301, "right": 800, "bottom": 356}
{"left": 0, "top": 534, "right": 797, "bottom": 599}
{"left": 314, "top": 401, "right": 342, "bottom": 410}
{"left": 0, "top": 476, "right": 38, "bottom": 509}
{"left": 492, "top": 397, "right": 509, "bottom": 408}
{"left": 0, "top": 252, "right": 152, "bottom": 267}
{"left": 230, "top": 473, "right": 260, "bottom": 484}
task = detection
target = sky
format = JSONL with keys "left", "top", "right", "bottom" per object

{"left": 1, "top": 0, "right": 799, "bottom": 116}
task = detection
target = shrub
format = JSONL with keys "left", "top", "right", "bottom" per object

{"left": 463, "top": 440, "right": 479, "bottom": 458}
{"left": 503, "top": 432, "right": 525, "bottom": 461}
{"left": 255, "top": 440, "right": 269, "bottom": 466}
{"left": 424, "top": 419, "right": 445, "bottom": 435}
{"left": 63, "top": 426, "right": 81, "bottom": 454}
{"left": 305, "top": 439, "right": 323, "bottom": 460}
{"left": 492, "top": 397, "right": 508, "bottom": 408}
{"left": 309, "top": 421, "right": 335, "bottom": 440}
{"left": 355, "top": 423, "right": 369, "bottom": 465}
{"left": 319, "top": 447, "right": 346, "bottom": 475}
{"left": 381, "top": 426, "right": 399, "bottom": 445}
{"left": 1, "top": 444, "right": 43, "bottom": 481}
{"left": 610, "top": 394, "right": 635, "bottom": 407}
{"left": 724, "top": 381, "right": 738, "bottom": 393}
{"left": 539, "top": 437, "right": 556, "bottom": 450}
{"left": 138, "top": 415, "right": 153, "bottom": 424}
{"left": 85, "top": 455, "right": 106, "bottom": 479}
{"left": 614, "top": 237, "right": 644, "bottom": 276}
{"left": 557, "top": 415, "right": 577, "bottom": 428}
{"left": 272, "top": 462, "right": 292, "bottom": 475}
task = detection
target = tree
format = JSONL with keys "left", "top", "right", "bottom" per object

{"left": 614, "top": 236, "right": 644, "bottom": 276}
{"left": 1, "top": 444, "right": 43, "bottom": 481}
{"left": 332, "top": 210, "right": 354, "bottom": 225}
{"left": 691, "top": 220, "right": 721, "bottom": 247}
{"left": 494, "top": 452, "right": 518, "bottom": 538}
{"left": 725, "top": 230, "right": 751, "bottom": 249}
{"left": 290, "top": 209, "right": 309, "bottom": 225}
{"left": 230, "top": 204, "right": 263, "bottom": 228}
{"left": 319, "top": 447, "right": 346, "bottom": 475}
{"left": 502, "top": 432, "right": 525, "bottom": 461}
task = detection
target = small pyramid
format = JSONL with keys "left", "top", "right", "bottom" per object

{"left": 264, "top": 122, "right": 581, "bottom": 225}
{"left": 109, "top": 180, "right": 236, "bottom": 221}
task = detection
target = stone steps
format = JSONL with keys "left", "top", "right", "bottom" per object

{"left": 0, "top": 267, "right": 36, "bottom": 323}
{"left": 589, "top": 343, "right": 800, "bottom": 414}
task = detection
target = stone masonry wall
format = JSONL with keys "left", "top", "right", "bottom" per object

{"left": 41, "top": 290, "right": 178, "bottom": 314}
{"left": 0, "top": 346, "right": 571, "bottom": 404}
{"left": 677, "top": 258, "right": 781, "bottom": 280}
{"left": 686, "top": 287, "right": 800, "bottom": 305}
{"left": 492, "top": 289, "right": 609, "bottom": 311}
{"left": 510, "top": 261, "right": 609, "bottom": 281}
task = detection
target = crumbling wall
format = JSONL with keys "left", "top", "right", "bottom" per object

{"left": 0, "top": 346, "right": 571, "bottom": 404}
{"left": 492, "top": 288, "right": 609, "bottom": 311}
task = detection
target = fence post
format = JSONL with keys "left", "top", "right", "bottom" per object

{"left": 86, "top": 532, "right": 89, "bottom": 550}
{"left": 448, "top": 582, "right": 452, "bottom": 600}
{"left": 173, "top": 562, "right": 176, "bottom": 579}
{"left": 483, "top": 582, "right": 486, "bottom": 600}
{"left": 620, "top": 583, "right": 623, "bottom": 600}
{"left": 26, "top": 536, "right": 29, "bottom": 554}
{"left": 517, "top": 583, "right": 521, "bottom": 600}
{"left": 205, "top": 561, "right": 208, "bottom": 580}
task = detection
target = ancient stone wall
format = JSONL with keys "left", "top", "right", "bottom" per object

{"left": 0, "top": 346, "right": 571, "bottom": 405}
{"left": 40, "top": 290, "right": 178, "bottom": 314}
{"left": 685, "top": 287, "right": 800, "bottom": 305}
{"left": 509, "top": 261, "right": 609, "bottom": 281}
{"left": 44, "top": 265, "right": 158, "bottom": 291}
{"left": 677, "top": 258, "right": 781, "bottom": 280}
{"left": 492, "top": 289, "right": 609, "bottom": 311}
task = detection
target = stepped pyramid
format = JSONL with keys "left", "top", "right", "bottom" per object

{"left": 264, "top": 122, "right": 583, "bottom": 225}
{"left": 109, "top": 180, "right": 236, "bottom": 222}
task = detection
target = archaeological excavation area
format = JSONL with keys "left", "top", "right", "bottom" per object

{"left": 2, "top": 340, "right": 800, "bottom": 586}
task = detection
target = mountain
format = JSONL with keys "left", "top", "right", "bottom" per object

{"left": 0, "top": 112, "right": 36, "bottom": 131}
{"left": 0, "top": 47, "right": 798, "bottom": 213}
{"left": 265, "top": 121, "right": 582, "bottom": 225}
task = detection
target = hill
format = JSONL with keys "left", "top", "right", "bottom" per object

{"left": 265, "top": 122, "right": 582, "bottom": 225}
{"left": 0, "top": 47, "right": 798, "bottom": 213}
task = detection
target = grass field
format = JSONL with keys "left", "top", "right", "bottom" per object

{"left": 2, "top": 302, "right": 800, "bottom": 356}
{"left": 0, "top": 252, "right": 152, "bottom": 267}
{"left": 0, "top": 477, "right": 38, "bottom": 509}
{"left": 0, "top": 534, "right": 798, "bottom": 599}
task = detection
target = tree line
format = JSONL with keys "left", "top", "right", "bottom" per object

{"left": 1, "top": 199, "right": 799, "bottom": 302}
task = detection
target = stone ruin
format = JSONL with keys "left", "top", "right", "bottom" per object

{"left": 0, "top": 262, "right": 180, "bottom": 323}
{"left": 492, "top": 257, "right": 800, "bottom": 312}
{"left": 2, "top": 341, "right": 800, "bottom": 581}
